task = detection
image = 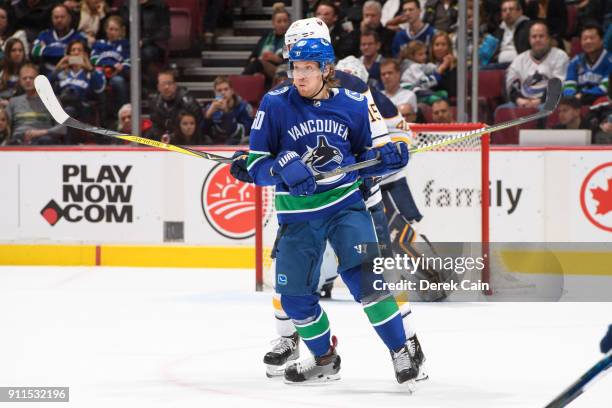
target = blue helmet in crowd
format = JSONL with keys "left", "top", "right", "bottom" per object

{"left": 288, "top": 38, "right": 335, "bottom": 72}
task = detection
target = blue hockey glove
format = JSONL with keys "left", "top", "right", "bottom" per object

{"left": 230, "top": 150, "right": 253, "bottom": 183}
{"left": 380, "top": 141, "right": 409, "bottom": 170}
{"left": 272, "top": 151, "right": 316, "bottom": 196}
{"left": 359, "top": 142, "right": 409, "bottom": 178}
{"left": 601, "top": 325, "right": 612, "bottom": 353}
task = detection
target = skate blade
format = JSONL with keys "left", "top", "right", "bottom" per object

{"left": 265, "top": 364, "right": 286, "bottom": 378}
{"left": 283, "top": 373, "right": 341, "bottom": 385}
{"left": 398, "top": 379, "right": 416, "bottom": 394}
{"left": 416, "top": 363, "right": 429, "bottom": 382}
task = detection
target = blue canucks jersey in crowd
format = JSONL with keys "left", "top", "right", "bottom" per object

{"left": 32, "top": 29, "right": 88, "bottom": 71}
{"left": 91, "top": 39, "right": 131, "bottom": 72}
{"left": 563, "top": 50, "right": 612, "bottom": 98}
{"left": 51, "top": 68, "right": 106, "bottom": 100}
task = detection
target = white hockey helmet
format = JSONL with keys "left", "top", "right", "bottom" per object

{"left": 283, "top": 17, "right": 331, "bottom": 58}
{"left": 336, "top": 56, "right": 369, "bottom": 84}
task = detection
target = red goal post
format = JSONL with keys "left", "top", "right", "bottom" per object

{"left": 255, "top": 123, "right": 490, "bottom": 293}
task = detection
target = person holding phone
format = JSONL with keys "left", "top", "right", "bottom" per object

{"left": 51, "top": 39, "right": 106, "bottom": 143}
{"left": 203, "top": 76, "right": 254, "bottom": 145}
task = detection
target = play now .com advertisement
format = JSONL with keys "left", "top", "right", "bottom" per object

{"left": 0, "top": 148, "right": 610, "bottom": 245}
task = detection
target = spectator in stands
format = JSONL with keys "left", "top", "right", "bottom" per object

{"left": 431, "top": 98, "right": 453, "bottom": 123}
{"left": 423, "top": 0, "right": 458, "bottom": 34}
{"left": 203, "top": 0, "right": 226, "bottom": 45}
{"left": 553, "top": 97, "right": 590, "bottom": 130}
{"left": 149, "top": 68, "right": 203, "bottom": 141}
{"left": 504, "top": 21, "right": 569, "bottom": 108}
{"left": 74, "top": 0, "right": 108, "bottom": 46}
{"left": 0, "top": 38, "right": 27, "bottom": 106}
{"left": 315, "top": 0, "right": 359, "bottom": 60}
{"left": 162, "top": 111, "right": 211, "bottom": 145}
{"left": 117, "top": 103, "right": 153, "bottom": 139}
{"left": 6, "top": 63, "right": 65, "bottom": 145}
{"left": 523, "top": 0, "right": 566, "bottom": 46}
{"left": 483, "top": 0, "right": 530, "bottom": 67}
{"left": 587, "top": 73, "right": 612, "bottom": 144}
{"left": 399, "top": 40, "right": 447, "bottom": 104}
{"left": 429, "top": 31, "right": 457, "bottom": 98}
{"left": 391, "top": 0, "right": 436, "bottom": 58}
{"left": 243, "top": 3, "right": 290, "bottom": 83}
{"left": 91, "top": 15, "right": 130, "bottom": 117}
{"left": 398, "top": 102, "right": 418, "bottom": 123}
{"left": 204, "top": 76, "right": 254, "bottom": 145}
{"left": 0, "top": 5, "right": 29, "bottom": 58}
{"left": 563, "top": 24, "right": 612, "bottom": 105}
{"left": 50, "top": 39, "right": 106, "bottom": 143}
{"left": 32, "top": 4, "right": 88, "bottom": 75}
{"left": 359, "top": 30, "right": 383, "bottom": 90}
{"left": 120, "top": 0, "right": 170, "bottom": 88}
{"left": 380, "top": 58, "right": 418, "bottom": 111}
{"left": 0, "top": 107, "right": 9, "bottom": 145}
{"left": 12, "top": 0, "right": 57, "bottom": 44}
{"left": 272, "top": 64, "right": 289, "bottom": 88}
{"left": 357, "top": 1, "right": 395, "bottom": 57}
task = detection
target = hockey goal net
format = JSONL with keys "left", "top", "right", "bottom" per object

{"left": 255, "top": 123, "right": 491, "bottom": 293}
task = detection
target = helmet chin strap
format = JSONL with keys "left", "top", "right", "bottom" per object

{"left": 307, "top": 77, "right": 327, "bottom": 99}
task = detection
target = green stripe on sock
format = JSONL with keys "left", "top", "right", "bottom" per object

{"left": 295, "top": 311, "right": 330, "bottom": 340}
{"left": 363, "top": 297, "right": 400, "bottom": 326}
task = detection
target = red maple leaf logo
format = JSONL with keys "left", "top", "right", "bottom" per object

{"left": 590, "top": 178, "right": 612, "bottom": 216}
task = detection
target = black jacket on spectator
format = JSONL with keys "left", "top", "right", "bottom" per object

{"left": 492, "top": 17, "right": 531, "bottom": 61}
{"left": 576, "top": 0, "right": 603, "bottom": 35}
{"left": 524, "top": 0, "right": 567, "bottom": 42}
{"left": 330, "top": 24, "right": 359, "bottom": 60}
{"left": 13, "top": 0, "right": 60, "bottom": 43}
{"left": 120, "top": 0, "right": 170, "bottom": 48}
{"left": 423, "top": 0, "right": 458, "bottom": 33}
{"left": 149, "top": 87, "right": 203, "bottom": 141}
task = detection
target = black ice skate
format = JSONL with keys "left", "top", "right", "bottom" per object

{"left": 409, "top": 335, "right": 428, "bottom": 381}
{"left": 391, "top": 338, "right": 419, "bottom": 385}
{"left": 319, "top": 281, "right": 334, "bottom": 299}
{"left": 264, "top": 332, "right": 300, "bottom": 377}
{"left": 284, "top": 336, "right": 341, "bottom": 384}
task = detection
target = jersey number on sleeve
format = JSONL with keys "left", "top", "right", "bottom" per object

{"left": 368, "top": 103, "right": 382, "bottom": 123}
{"left": 252, "top": 111, "right": 265, "bottom": 130}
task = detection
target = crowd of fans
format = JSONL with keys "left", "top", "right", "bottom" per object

{"left": 0, "top": 0, "right": 610, "bottom": 147}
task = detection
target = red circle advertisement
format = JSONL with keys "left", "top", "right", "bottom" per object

{"left": 579, "top": 162, "right": 612, "bottom": 233}
{"left": 202, "top": 164, "right": 273, "bottom": 239}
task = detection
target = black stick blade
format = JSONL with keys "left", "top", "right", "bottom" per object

{"left": 544, "top": 77, "right": 563, "bottom": 112}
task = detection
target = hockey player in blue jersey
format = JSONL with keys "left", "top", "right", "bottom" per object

{"left": 230, "top": 17, "right": 430, "bottom": 381}
{"left": 246, "top": 37, "right": 417, "bottom": 384}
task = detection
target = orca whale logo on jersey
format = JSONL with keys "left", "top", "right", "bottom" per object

{"left": 302, "top": 135, "right": 344, "bottom": 185}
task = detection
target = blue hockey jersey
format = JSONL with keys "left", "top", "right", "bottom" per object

{"left": 563, "top": 50, "right": 612, "bottom": 98}
{"left": 391, "top": 24, "right": 436, "bottom": 57}
{"left": 247, "top": 85, "right": 372, "bottom": 224}
{"left": 32, "top": 29, "right": 88, "bottom": 71}
{"left": 51, "top": 68, "right": 106, "bottom": 99}
{"left": 91, "top": 39, "right": 131, "bottom": 72}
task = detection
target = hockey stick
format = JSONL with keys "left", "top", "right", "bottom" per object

{"left": 544, "top": 351, "right": 612, "bottom": 408}
{"left": 315, "top": 78, "right": 563, "bottom": 181}
{"left": 34, "top": 75, "right": 233, "bottom": 164}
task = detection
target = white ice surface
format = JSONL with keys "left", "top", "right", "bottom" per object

{"left": 0, "top": 266, "right": 610, "bottom": 408}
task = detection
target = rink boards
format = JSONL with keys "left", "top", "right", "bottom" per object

{"left": 0, "top": 145, "right": 611, "bottom": 268}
